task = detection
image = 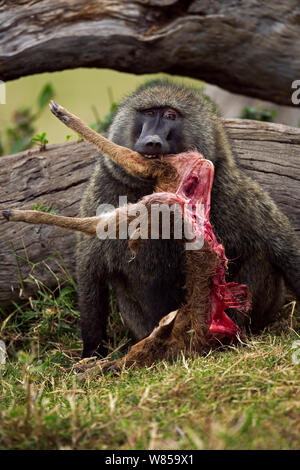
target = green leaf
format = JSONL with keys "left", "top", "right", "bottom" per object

{"left": 37, "top": 83, "right": 54, "bottom": 111}
{"left": 9, "top": 138, "right": 30, "bottom": 154}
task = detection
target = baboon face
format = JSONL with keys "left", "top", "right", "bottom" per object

{"left": 133, "top": 106, "right": 184, "bottom": 157}
{"left": 108, "top": 82, "right": 220, "bottom": 167}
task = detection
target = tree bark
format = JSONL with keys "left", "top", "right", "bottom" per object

{"left": 0, "top": 118, "right": 299, "bottom": 307}
{"left": 0, "top": 0, "right": 300, "bottom": 105}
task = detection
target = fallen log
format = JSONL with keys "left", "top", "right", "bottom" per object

{"left": 0, "top": 118, "right": 299, "bottom": 307}
{"left": 0, "top": 1, "right": 300, "bottom": 105}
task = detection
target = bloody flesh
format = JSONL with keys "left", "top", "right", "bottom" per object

{"left": 164, "top": 152, "right": 251, "bottom": 340}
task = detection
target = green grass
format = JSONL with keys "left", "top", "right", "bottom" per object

{"left": 31, "top": 203, "right": 57, "bottom": 214}
{"left": 0, "top": 277, "right": 299, "bottom": 450}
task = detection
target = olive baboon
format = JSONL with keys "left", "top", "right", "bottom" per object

{"left": 73, "top": 81, "right": 299, "bottom": 359}
{"left": 3, "top": 92, "right": 299, "bottom": 369}
{"left": 3, "top": 103, "right": 251, "bottom": 372}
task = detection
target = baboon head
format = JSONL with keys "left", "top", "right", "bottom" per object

{"left": 108, "top": 81, "right": 225, "bottom": 165}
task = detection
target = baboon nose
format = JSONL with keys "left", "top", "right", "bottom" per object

{"left": 134, "top": 134, "right": 169, "bottom": 156}
{"left": 143, "top": 135, "right": 163, "bottom": 154}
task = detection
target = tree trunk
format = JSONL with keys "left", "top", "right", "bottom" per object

{"left": 0, "top": 118, "right": 299, "bottom": 307}
{"left": 0, "top": 0, "right": 299, "bottom": 105}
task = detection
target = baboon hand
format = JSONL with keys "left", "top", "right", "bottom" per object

{"left": 74, "top": 359, "right": 123, "bottom": 381}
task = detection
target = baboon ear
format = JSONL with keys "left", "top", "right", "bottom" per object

{"left": 150, "top": 310, "right": 178, "bottom": 339}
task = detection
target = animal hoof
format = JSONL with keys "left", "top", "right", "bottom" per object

{"left": 49, "top": 100, "right": 69, "bottom": 123}
{"left": 2, "top": 210, "right": 11, "bottom": 221}
{"left": 49, "top": 100, "right": 59, "bottom": 115}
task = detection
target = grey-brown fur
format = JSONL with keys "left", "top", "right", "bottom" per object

{"left": 77, "top": 81, "right": 300, "bottom": 358}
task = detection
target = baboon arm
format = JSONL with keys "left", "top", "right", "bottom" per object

{"left": 2, "top": 209, "right": 100, "bottom": 236}
{"left": 49, "top": 101, "right": 154, "bottom": 180}
{"left": 272, "top": 230, "right": 300, "bottom": 301}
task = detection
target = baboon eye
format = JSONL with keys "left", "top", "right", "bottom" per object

{"left": 143, "top": 109, "right": 156, "bottom": 117}
{"left": 163, "top": 109, "right": 178, "bottom": 120}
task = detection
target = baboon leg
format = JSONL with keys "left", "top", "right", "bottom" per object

{"left": 230, "top": 256, "right": 286, "bottom": 332}
{"left": 80, "top": 281, "right": 109, "bottom": 358}
{"left": 113, "top": 288, "right": 160, "bottom": 341}
{"left": 77, "top": 256, "right": 110, "bottom": 358}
